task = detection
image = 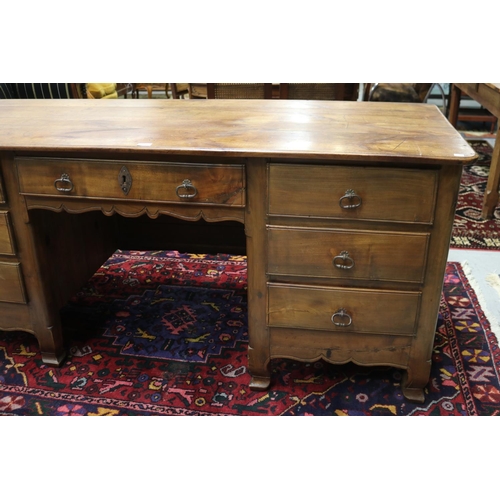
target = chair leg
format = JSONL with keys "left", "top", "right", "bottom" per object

{"left": 448, "top": 85, "right": 461, "bottom": 126}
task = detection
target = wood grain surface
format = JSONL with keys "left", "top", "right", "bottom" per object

{"left": 0, "top": 100, "right": 476, "bottom": 163}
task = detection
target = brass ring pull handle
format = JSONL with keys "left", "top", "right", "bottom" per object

{"left": 331, "top": 308, "right": 352, "bottom": 327}
{"left": 176, "top": 179, "right": 198, "bottom": 199}
{"left": 54, "top": 173, "right": 74, "bottom": 192}
{"left": 333, "top": 251, "right": 354, "bottom": 270}
{"left": 339, "top": 189, "right": 362, "bottom": 209}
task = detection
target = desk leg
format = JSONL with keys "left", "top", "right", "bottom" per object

{"left": 0, "top": 153, "right": 66, "bottom": 365}
{"left": 401, "top": 368, "right": 428, "bottom": 403}
{"left": 24, "top": 216, "right": 67, "bottom": 366}
{"left": 37, "top": 324, "right": 66, "bottom": 365}
{"left": 245, "top": 158, "right": 271, "bottom": 390}
{"left": 482, "top": 131, "right": 500, "bottom": 219}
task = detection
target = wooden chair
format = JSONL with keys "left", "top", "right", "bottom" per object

{"left": 116, "top": 83, "right": 133, "bottom": 98}
{"left": 188, "top": 83, "right": 208, "bottom": 99}
{"left": 206, "top": 83, "right": 273, "bottom": 99}
{"left": 279, "top": 83, "right": 358, "bottom": 101}
{"left": 170, "top": 83, "right": 189, "bottom": 99}
{"left": 132, "top": 84, "right": 168, "bottom": 99}
{"left": 448, "top": 85, "right": 498, "bottom": 134}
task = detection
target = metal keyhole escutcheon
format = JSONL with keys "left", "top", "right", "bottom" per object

{"left": 119, "top": 166, "right": 132, "bottom": 195}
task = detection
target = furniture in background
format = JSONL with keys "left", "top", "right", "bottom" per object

{"left": 1, "top": 83, "right": 359, "bottom": 101}
{"left": 364, "top": 83, "right": 447, "bottom": 114}
{"left": 187, "top": 83, "right": 208, "bottom": 99}
{"left": 132, "top": 83, "right": 169, "bottom": 99}
{"left": 170, "top": 83, "right": 189, "bottom": 99}
{"left": 0, "top": 83, "right": 86, "bottom": 99}
{"left": 206, "top": 83, "right": 273, "bottom": 99}
{"left": 449, "top": 83, "right": 500, "bottom": 219}
{"left": 447, "top": 84, "right": 498, "bottom": 134}
{"left": 186, "top": 83, "right": 358, "bottom": 100}
{"left": 115, "top": 83, "right": 132, "bottom": 98}
{"left": 279, "top": 83, "right": 358, "bottom": 101}
{"left": 188, "top": 83, "right": 273, "bottom": 100}
{"left": 0, "top": 83, "right": 15, "bottom": 99}
{"left": 0, "top": 83, "right": 131, "bottom": 100}
{"left": 130, "top": 83, "right": 189, "bottom": 99}
{"left": 86, "top": 83, "right": 119, "bottom": 99}
{"left": 187, "top": 83, "right": 273, "bottom": 99}
{"left": 0, "top": 99, "right": 475, "bottom": 402}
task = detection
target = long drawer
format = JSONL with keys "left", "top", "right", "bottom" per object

{"left": 0, "top": 262, "right": 26, "bottom": 303}
{"left": 268, "top": 226, "right": 429, "bottom": 283}
{"left": 269, "top": 163, "right": 438, "bottom": 223}
{"left": 0, "top": 212, "right": 15, "bottom": 255}
{"left": 16, "top": 157, "right": 245, "bottom": 206}
{"left": 268, "top": 283, "right": 421, "bottom": 336}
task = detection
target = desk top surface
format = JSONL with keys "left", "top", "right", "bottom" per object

{"left": 0, "top": 99, "right": 476, "bottom": 164}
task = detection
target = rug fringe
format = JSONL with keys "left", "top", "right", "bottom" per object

{"left": 460, "top": 261, "right": 500, "bottom": 343}
{"left": 486, "top": 273, "right": 500, "bottom": 294}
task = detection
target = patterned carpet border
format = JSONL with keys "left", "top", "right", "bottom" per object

{"left": 1, "top": 251, "right": 499, "bottom": 416}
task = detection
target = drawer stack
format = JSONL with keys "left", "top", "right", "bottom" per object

{"left": 0, "top": 172, "right": 28, "bottom": 313}
{"left": 266, "top": 162, "right": 438, "bottom": 369}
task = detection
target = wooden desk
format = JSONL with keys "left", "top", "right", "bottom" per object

{"left": 0, "top": 99, "right": 476, "bottom": 402}
{"left": 449, "top": 83, "right": 500, "bottom": 218}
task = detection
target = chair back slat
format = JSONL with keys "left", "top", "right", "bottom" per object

{"left": 207, "top": 83, "right": 273, "bottom": 99}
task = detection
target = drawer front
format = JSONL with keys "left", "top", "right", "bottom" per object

{"left": 270, "top": 328, "right": 412, "bottom": 367}
{"left": 268, "top": 284, "right": 421, "bottom": 336}
{"left": 16, "top": 158, "right": 245, "bottom": 206}
{"left": 269, "top": 164, "right": 437, "bottom": 223}
{"left": 268, "top": 227, "right": 429, "bottom": 283}
{"left": 0, "top": 212, "right": 15, "bottom": 255}
{"left": 0, "top": 262, "right": 26, "bottom": 303}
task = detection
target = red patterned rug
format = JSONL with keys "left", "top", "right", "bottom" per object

{"left": 1, "top": 251, "right": 499, "bottom": 416}
{"left": 451, "top": 140, "right": 500, "bottom": 249}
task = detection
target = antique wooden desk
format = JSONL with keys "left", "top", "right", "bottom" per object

{"left": 448, "top": 83, "right": 500, "bottom": 218}
{"left": 0, "top": 99, "right": 476, "bottom": 402}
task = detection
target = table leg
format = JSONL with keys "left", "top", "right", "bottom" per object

{"left": 448, "top": 84, "right": 461, "bottom": 126}
{"left": 482, "top": 131, "right": 500, "bottom": 219}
